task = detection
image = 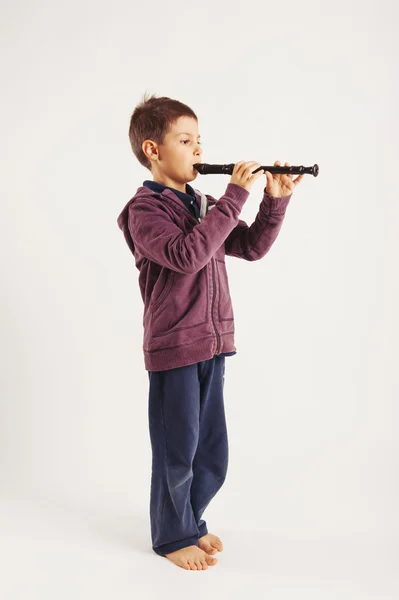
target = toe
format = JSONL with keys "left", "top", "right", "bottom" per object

{"left": 198, "top": 541, "right": 216, "bottom": 554}
{"left": 213, "top": 537, "right": 223, "bottom": 551}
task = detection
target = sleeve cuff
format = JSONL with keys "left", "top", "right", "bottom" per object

{"left": 262, "top": 189, "right": 292, "bottom": 213}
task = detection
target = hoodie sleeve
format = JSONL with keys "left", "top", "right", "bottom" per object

{"left": 128, "top": 182, "right": 250, "bottom": 274}
{"left": 220, "top": 190, "right": 292, "bottom": 260}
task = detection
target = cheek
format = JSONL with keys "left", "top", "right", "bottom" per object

{"left": 180, "top": 148, "right": 191, "bottom": 161}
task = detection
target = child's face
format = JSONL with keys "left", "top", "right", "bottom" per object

{"left": 147, "top": 116, "right": 203, "bottom": 188}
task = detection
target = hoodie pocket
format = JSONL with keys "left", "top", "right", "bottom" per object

{"left": 216, "top": 259, "right": 234, "bottom": 321}
{"left": 150, "top": 268, "right": 208, "bottom": 338}
{"left": 150, "top": 271, "right": 174, "bottom": 313}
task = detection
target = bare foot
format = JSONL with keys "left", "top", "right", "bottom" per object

{"left": 198, "top": 533, "right": 224, "bottom": 555}
{"left": 164, "top": 545, "right": 217, "bottom": 570}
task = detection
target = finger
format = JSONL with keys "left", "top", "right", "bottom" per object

{"left": 277, "top": 161, "right": 292, "bottom": 182}
{"left": 245, "top": 162, "right": 262, "bottom": 175}
{"left": 235, "top": 161, "right": 251, "bottom": 176}
{"left": 239, "top": 161, "right": 257, "bottom": 173}
{"left": 271, "top": 161, "right": 281, "bottom": 179}
{"left": 284, "top": 161, "right": 293, "bottom": 178}
{"left": 252, "top": 163, "right": 263, "bottom": 173}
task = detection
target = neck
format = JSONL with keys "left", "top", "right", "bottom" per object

{"left": 152, "top": 175, "right": 186, "bottom": 194}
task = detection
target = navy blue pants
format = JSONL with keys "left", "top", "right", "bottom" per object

{"left": 147, "top": 355, "right": 228, "bottom": 556}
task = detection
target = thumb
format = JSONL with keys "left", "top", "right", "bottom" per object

{"left": 265, "top": 171, "right": 273, "bottom": 191}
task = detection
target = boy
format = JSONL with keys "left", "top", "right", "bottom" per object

{"left": 117, "top": 93, "right": 303, "bottom": 571}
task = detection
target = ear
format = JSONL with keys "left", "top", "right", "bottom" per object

{"left": 142, "top": 139, "right": 158, "bottom": 162}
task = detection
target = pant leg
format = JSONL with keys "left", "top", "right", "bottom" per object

{"left": 147, "top": 362, "right": 203, "bottom": 556}
{"left": 190, "top": 355, "right": 229, "bottom": 531}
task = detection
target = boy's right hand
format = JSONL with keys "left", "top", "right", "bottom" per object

{"left": 229, "top": 161, "right": 264, "bottom": 192}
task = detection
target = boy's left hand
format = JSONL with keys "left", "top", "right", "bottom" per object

{"left": 264, "top": 160, "right": 304, "bottom": 197}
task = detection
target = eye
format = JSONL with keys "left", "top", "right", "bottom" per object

{"left": 181, "top": 140, "right": 202, "bottom": 145}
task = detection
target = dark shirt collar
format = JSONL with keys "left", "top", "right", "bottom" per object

{"left": 143, "top": 180, "right": 197, "bottom": 202}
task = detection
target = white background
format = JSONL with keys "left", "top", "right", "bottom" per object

{"left": 1, "top": 0, "right": 398, "bottom": 597}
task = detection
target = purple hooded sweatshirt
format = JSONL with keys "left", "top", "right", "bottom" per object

{"left": 117, "top": 181, "right": 292, "bottom": 371}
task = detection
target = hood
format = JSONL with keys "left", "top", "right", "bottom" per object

{"left": 117, "top": 195, "right": 137, "bottom": 256}
{"left": 117, "top": 185, "right": 216, "bottom": 258}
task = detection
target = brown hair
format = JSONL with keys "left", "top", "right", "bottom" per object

{"left": 128, "top": 91, "right": 198, "bottom": 171}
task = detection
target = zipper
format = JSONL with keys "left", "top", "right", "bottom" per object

{"left": 194, "top": 195, "right": 220, "bottom": 353}
{"left": 211, "top": 257, "right": 221, "bottom": 354}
